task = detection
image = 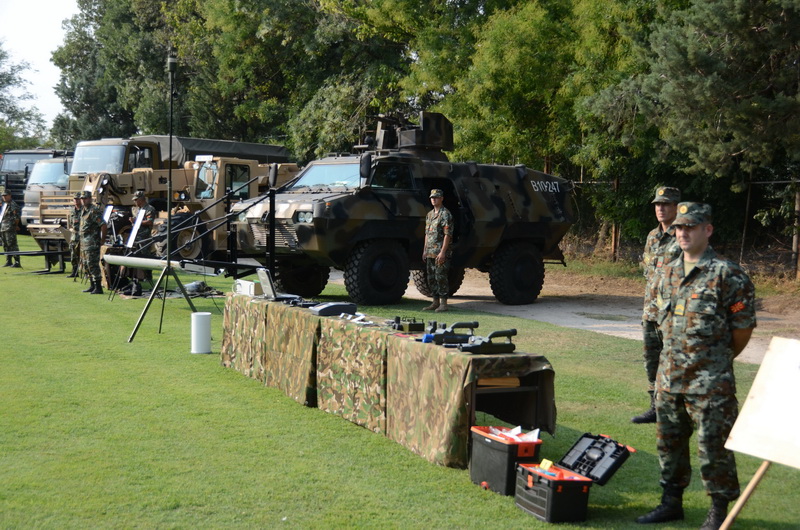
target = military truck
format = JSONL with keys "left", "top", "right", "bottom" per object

{"left": 28, "top": 136, "right": 294, "bottom": 259}
{"left": 0, "top": 148, "right": 72, "bottom": 224}
{"left": 231, "top": 112, "right": 575, "bottom": 305}
{"left": 20, "top": 157, "right": 73, "bottom": 227}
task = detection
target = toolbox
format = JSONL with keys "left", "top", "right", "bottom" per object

{"left": 469, "top": 426, "right": 542, "bottom": 495}
{"left": 515, "top": 433, "right": 633, "bottom": 523}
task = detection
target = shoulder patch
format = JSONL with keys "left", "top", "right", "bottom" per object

{"left": 730, "top": 301, "right": 746, "bottom": 314}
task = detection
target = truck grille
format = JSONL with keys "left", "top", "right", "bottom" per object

{"left": 250, "top": 223, "right": 298, "bottom": 249}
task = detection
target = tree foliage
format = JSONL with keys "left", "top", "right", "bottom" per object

{"left": 0, "top": 41, "right": 46, "bottom": 152}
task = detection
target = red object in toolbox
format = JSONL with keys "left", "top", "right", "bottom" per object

{"left": 469, "top": 426, "right": 543, "bottom": 495}
{"left": 515, "top": 433, "right": 633, "bottom": 523}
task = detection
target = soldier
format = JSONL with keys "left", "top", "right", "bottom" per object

{"left": 79, "top": 190, "right": 108, "bottom": 294}
{"left": 66, "top": 192, "right": 83, "bottom": 278}
{"left": 1, "top": 190, "right": 21, "bottom": 268}
{"left": 421, "top": 188, "right": 453, "bottom": 312}
{"left": 633, "top": 186, "right": 682, "bottom": 423}
{"left": 636, "top": 203, "right": 756, "bottom": 530}
{"left": 129, "top": 191, "right": 156, "bottom": 254}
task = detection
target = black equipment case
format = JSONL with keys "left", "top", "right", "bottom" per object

{"left": 469, "top": 426, "right": 542, "bottom": 495}
{"left": 515, "top": 433, "right": 633, "bottom": 523}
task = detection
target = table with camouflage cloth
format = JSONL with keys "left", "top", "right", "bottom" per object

{"left": 221, "top": 294, "right": 556, "bottom": 468}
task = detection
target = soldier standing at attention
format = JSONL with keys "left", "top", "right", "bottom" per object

{"left": 422, "top": 188, "right": 453, "bottom": 312}
{"left": 633, "top": 186, "right": 682, "bottom": 423}
{"left": 636, "top": 203, "right": 756, "bottom": 530}
{"left": 79, "top": 191, "right": 107, "bottom": 294}
{"left": 1, "top": 190, "right": 22, "bottom": 268}
{"left": 67, "top": 192, "right": 83, "bottom": 278}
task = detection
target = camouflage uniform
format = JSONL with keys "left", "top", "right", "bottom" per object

{"left": 68, "top": 193, "right": 83, "bottom": 274}
{"left": 424, "top": 203, "right": 453, "bottom": 296}
{"left": 80, "top": 198, "right": 107, "bottom": 286}
{"left": 132, "top": 202, "right": 156, "bottom": 254}
{"left": 1, "top": 197, "right": 21, "bottom": 265}
{"left": 655, "top": 238, "right": 756, "bottom": 501}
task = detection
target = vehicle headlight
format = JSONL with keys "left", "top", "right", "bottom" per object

{"left": 296, "top": 211, "right": 313, "bottom": 223}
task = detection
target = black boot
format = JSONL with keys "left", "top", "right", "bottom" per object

{"left": 699, "top": 496, "right": 729, "bottom": 530}
{"left": 635, "top": 487, "right": 684, "bottom": 524}
{"left": 82, "top": 281, "right": 95, "bottom": 293}
{"left": 632, "top": 391, "right": 657, "bottom": 424}
{"left": 11, "top": 258, "right": 21, "bottom": 268}
{"left": 67, "top": 269, "right": 79, "bottom": 278}
{"left": 91, "top": 283, "right": 104, "bottom": 295}
{"left": 2, "top": 257, "right": 11, "bottom": 267}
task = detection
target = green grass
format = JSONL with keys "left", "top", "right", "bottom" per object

{"left": 1, "top": 235, "right": 798, "bottom": 528}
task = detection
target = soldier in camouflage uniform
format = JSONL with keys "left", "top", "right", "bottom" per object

{"left": 1, "top": 190, "right": 21, "bottom": 267}
{"left": 636, "top": 203, "right": 756, "bottom": 530}
{"left": 79, "top": 190, "right": 107, "bottom": 294}
{"left": 421, "top": 188, "right": 453, "bottom": 312}
{"left": 67, "top": 192, "right": 83, "bottom": 278}
{"left": 633, "top": 186, "right": 682, "bottom": 424}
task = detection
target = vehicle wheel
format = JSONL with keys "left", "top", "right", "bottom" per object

{"left": 411, "top": 266, "right": 466, "bottom": 297}
{"left": 344, "top": 240, "right": 409, "bottom": 305}
{"left": 489, "top": 242, "right": 545, "bottom": 305}
{"left": 154, "top": 213, "right": 210, "bottom": 260}
{"left": 274, "top": 263, "right": 330, "bottom": 298}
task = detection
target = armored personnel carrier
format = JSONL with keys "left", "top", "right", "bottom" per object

{"left": 232, "top": 112, "right": 574, "bottom": 305}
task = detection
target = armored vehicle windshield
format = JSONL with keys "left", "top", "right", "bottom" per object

{"left": 288, "top": 161, "right": 359, "bottom": 190}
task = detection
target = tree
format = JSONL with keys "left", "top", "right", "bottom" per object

{"left": 0, "top": 41, "right": 46, "bottom": 152}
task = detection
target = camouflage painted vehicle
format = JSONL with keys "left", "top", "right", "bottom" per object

{"left": 232, "top": 112, "right": 575, "bottom": 305}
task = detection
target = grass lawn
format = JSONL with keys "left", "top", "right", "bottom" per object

{"left": 1, "top": 236, "right": 798, "bottom": 528}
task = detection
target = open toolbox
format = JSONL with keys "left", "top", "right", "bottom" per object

{"left": 469, "top": 426, "right": 542, "bottom": 495}
{"left": 515, "top": 433, "right": 634, "bottom": 523}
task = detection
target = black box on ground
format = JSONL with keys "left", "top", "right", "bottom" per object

{"left": 515, "top": 433, "right": 633, "bottom": 523}
{"left": 469, "top": 426, "right": 542, "bottom": 495}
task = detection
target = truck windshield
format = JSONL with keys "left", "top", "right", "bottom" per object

{"left": 27, "top": 161, "right": 72, "bottom": 187}
{"left": 71, "top": 145, "right": 126, "bottom": 174}
{"left": 0, "top": 153, "right": 52, "bottom": 172}
{"left": 288, "top": 162, "right": 359, "bottom": 190}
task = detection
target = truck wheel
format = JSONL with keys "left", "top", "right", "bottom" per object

{"left": 489, "top": 242, "right": 545, "bottom": 305}
{"left": 344, "top": 240, "right": 409, "bottom": 305}
{"left": 274, "top": 263, "right": 330, "bottom": 298}
{"left": 154, "top": 213, "right": 210, "bottom": 260}
{"left": 411, "top": 267, "right": 466, "bottom": 297}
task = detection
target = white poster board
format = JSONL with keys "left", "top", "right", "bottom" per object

{"left": 0, "top": 202, "right": 6, "bottom": 225}
{"left": 726, "top": 337, "right": 800, "bottom": 470}
{"left": 126, "top": 209, "right": 146, "bottom": 248}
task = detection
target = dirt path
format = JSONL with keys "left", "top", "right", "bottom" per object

{"left": 395, "top": 268, "right": 800, "bottom": 365}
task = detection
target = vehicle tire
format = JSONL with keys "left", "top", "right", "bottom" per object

{"left": 154, "top": 213, "right": 210, "bottom": 260}
{"left": 411, "top": 266, "right": 466, "bottom": 297}
{"left": 344, "top": 240, "right": 409, "bottom": 305}
{"left": 274, "top": 263, "right": 330, "bottom": 298}
{"left": 489, "top": 242, "right": 545, "bottom": 305}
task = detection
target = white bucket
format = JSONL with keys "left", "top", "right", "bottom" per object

{"left": 191, "top": 312, "right": 212, "bottom": 354}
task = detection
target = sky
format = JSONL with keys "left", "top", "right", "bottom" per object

{"left": 0, "top": 0, "right": 79, "bottom": 128}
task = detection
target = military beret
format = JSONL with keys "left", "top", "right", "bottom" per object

{"left": 651, "top": 186, "right": 681, "bottom": 204}
{"left": 672, "top": 202, "right": 713, "bottom": 227}
{"left": 74, "top": 192, "right": 83, "bottom": 199}
{"left": 429, "top": 189, "right": 443, "bottom": 198}
{"left": 132, "top": 191, "right": 146, "bottom": 200}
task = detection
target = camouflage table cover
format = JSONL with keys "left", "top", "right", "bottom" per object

{"left": 317, "top": 319, "right": 389, "bottom": 433}
{"left": 386, "top": 336, "right": 556, "bottom": 468}
{"left": 221, "top": 294, "right": 319, "bottom": 406}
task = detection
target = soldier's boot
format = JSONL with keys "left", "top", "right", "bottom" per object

{"left": 82, "top": 281, "right": 95, "bottom": 293}
{"left": 435, "top": 297, "right": 449, "bottom": 312}
{"left": 631, "top": 390, "right": 657, "bottom": 424}
{"left": 635, "top": 487, "right": 684, "bottom": 524}
{"left": 91, "top": 277, "right": 104, "bottom": 295}
{"left": 67, "top": 266, "right": 79, "bottom": 278}
{"left": 2, "top": 257, "right": 11, "bottom": 267}
{"left": 11, "top": 257, "right": 21, "bottom": 268}
{"left": 422, "top": 297, "right": 440, "bottom": 311}
{"left": 699, "top": 496, "right": 729, "bottom": 530}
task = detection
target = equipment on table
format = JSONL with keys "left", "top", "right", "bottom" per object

{"left": 458, "top": 329, "right": 517, "bottom": 354}
{"left": 310, "top": 301, "right": 357, "bottom": 316}
{"left": 430, "top": 321, "right": 479, "bottom": 345}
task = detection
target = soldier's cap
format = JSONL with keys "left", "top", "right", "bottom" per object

{"left": 672, "top": 202, "right": 713, "bottom": 227}
{"left": 80, "top": 190, "right": 92, "bottom": 199}
{"left": 74, "top": 192, "right": 83, "bottom": 199}
{"left": 429, "top": 189, "right": 443, "bottom": 198}
{"left": 132, "top": 191, "right": 146, "bottom": 200}
{"left": 1, "top": 190, "right": 10, "bottom": 196}
{"left": 651, "top": 186, "right": 681, "bottom": 204}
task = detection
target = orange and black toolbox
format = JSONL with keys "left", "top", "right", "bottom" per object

{"left": 469, "top": 426, "right": 543, "bottom": 495}
{"left": 515, "top": 433, "right": 633, "bottom": 523}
